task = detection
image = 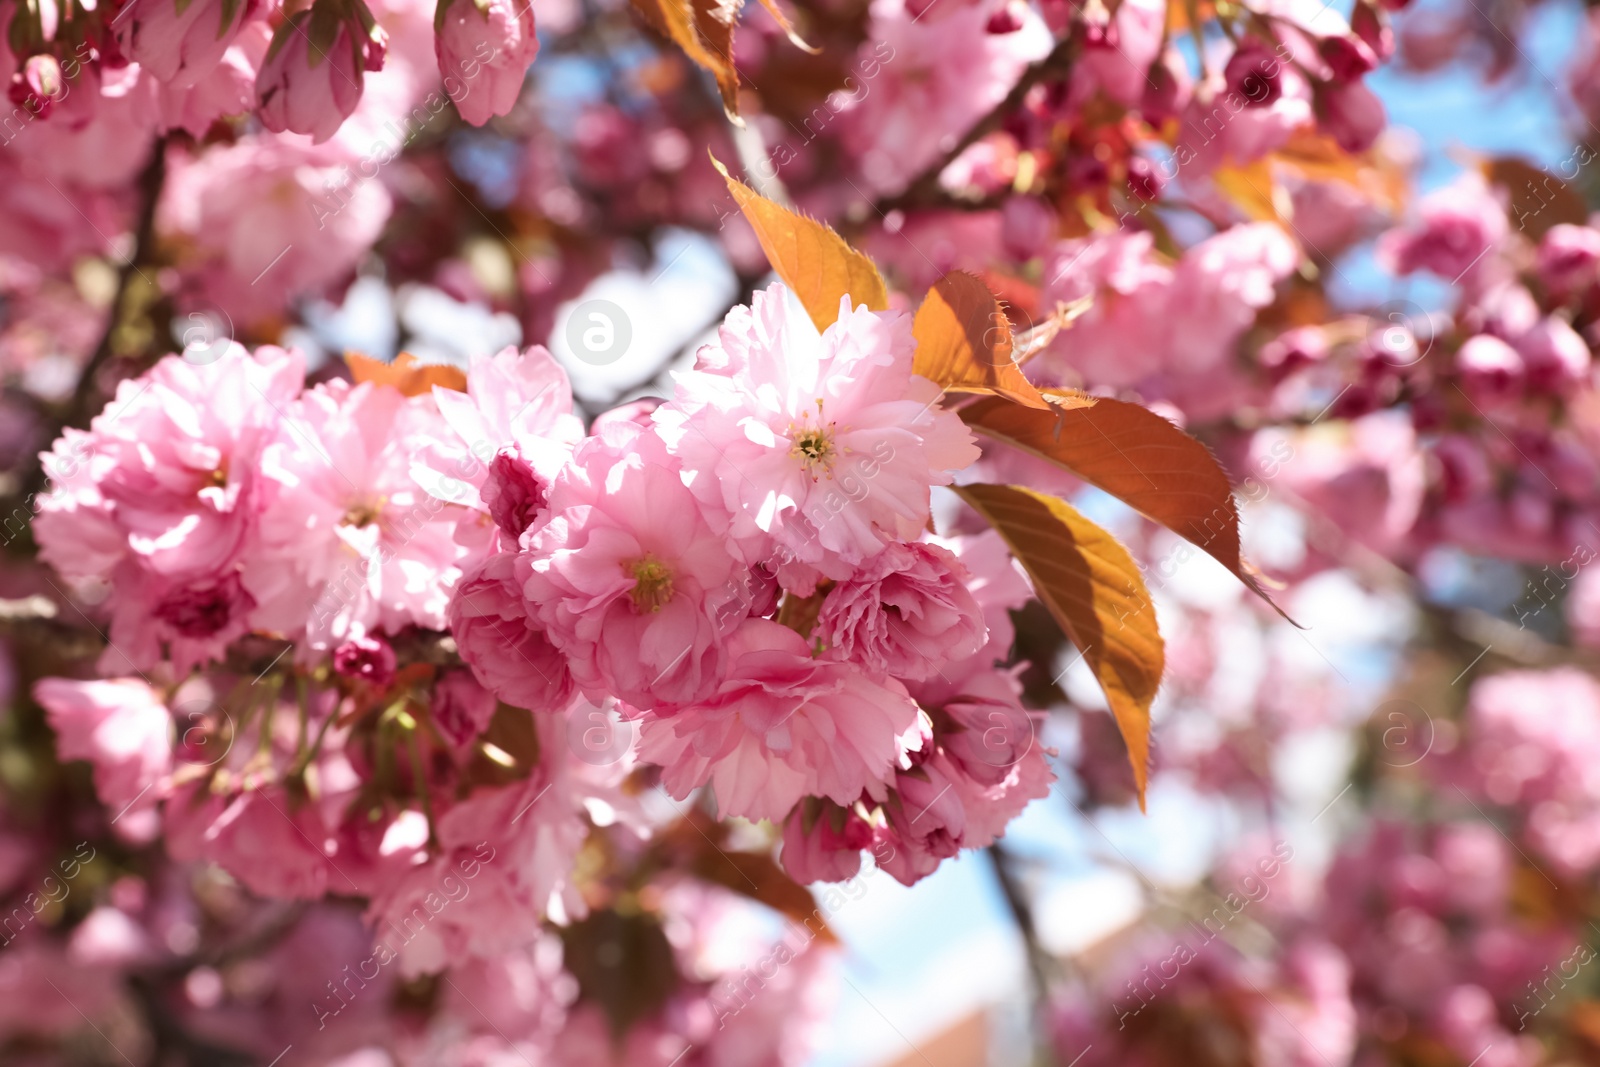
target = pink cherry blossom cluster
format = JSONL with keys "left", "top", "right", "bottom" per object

{"left": 1249, "top": 170, "right": 1600, "bottom": 573}
{"left": 31, "top": 281, "right": 1056, "bottom": 928}
{"left": 6, "top": 0, "right": 537, "bottom": 146}
{"left": 1051, "top": 817, "right": 1573, "bottom": 1067}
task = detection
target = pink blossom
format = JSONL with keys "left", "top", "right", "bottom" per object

{"left": 448, "top": 550, "right": 575, "bottom": 713}
{"left": 1039, "top": 230, "right": 1173, "bottom": 388}
{"left": 435, "top": 0, "right": 537, "bottom": 125}
{"left": 656, "top": 284, "right": 979, "bottom": 584}
{"left": 816, "top": 540, "right": 986, "bottom": 680}
{"left": 116, "top": 0, "right": 259, "bottom": 88}
{"left": 638, "top": 619, "right": 922, "bottom": 822}
{"left": 34, "top": 678, "right": 171, "bottom": 841}
{"left": 333, "top": 634, "right": 398, "bottom": 687}
{"left": 1513, "top": 316, "right": 1592, "bottom": 394}
{"left": 35, "top": 344, "right": 303, "bottom": 672}
{"left": 1377, "top": 173, "right": 1508, "bottom": 280}
{"left": 37, "top": 344, "right": 300, "bottom": 580}
{"left": 1175, "top": 52, "right": 1314, "bottom": 173}
{"left": 23, "top": 66, "right": 161, "bottom": 191}
{"left": 1455, "top": 334, "right": 1525, "bottom": 406}
{"left": 432, "top": 668, "right": 498, "bottom": 749}
{"left": 1073, "top": 0, "right": 1164, "bottom": 107}
{"left": 244, "top": 378, "right": 467, "bottom": 647}
{"left": 415, "top": 344, "right": 584, "bottom": 547}
{"left": 1039, "top": 222, "right": 1296, "bottom": 408}
{"left": 257, "top": 1, "right": 382, "bottom": 144}
{"left": 837, "top": 0, "right": 1052, "bottom": 194}
{"left": 160, "top": 138, "right": 392, "bottom": 322}
{"left": 157, "top": 22, "right": 272, "bottom": 136}
{"left": 1457, "top": 668, "right": 1600, "bottom": 875}
{"left": 779, "top": 800, "right": 878, "bottom": 883}
{"left": 1535, "top": 223, "right": 1600, "bottom": 295}
{"left": 1319, "top": 79, "right": 1386, "bottom": 152}
{"left": 189, "top": 786, "right": 335, "bottom": 899}
{"left": 522, "top": 423, "right": 748, "bottom": 708}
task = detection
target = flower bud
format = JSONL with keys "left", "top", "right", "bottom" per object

{"left": 256, "top": 0, "right": 383, "bottom": 142}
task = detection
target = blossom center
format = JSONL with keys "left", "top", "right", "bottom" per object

{"left": 789, "top": 402, "right": 840, "bottom": 477}
{"left": 627, "top": 555, "right": 674, "bottom": 613}
{"left": 343, "top": 500, "right": 383, "bottom": 528}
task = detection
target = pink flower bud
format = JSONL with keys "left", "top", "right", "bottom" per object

{"left": 1351, "top": 2, "right": 1395, "bottom": 61}
{"left": 1516, "top": 316, "right": 1592, "bottom": 394}
{"left": 115, "top": 0, "right": 258, "bottom": 88}
{"left": 1140, "top": 50, "right": 1192, "bottom": 126}
{"left": 1319, "top": 34, "right": 1378, "bottom": 80}
{"left": 1224, "top": 41, "right": 1284, "bottom": 108}
{"left": 1455, "top": 334, "right": 1524, "bottom": 406}
{"left": 1535, "top": 223, "right": 1600, "bottom": 296}
{"left": 256, "top": 0, "right": 380, "bottom": 143}
{"left": 1319, "top": 79, "right": 1386, "bottom": 153}
{"left": 10, "top": 54, "right": 64, "bottom": 119}
{"left": 434, "top": 0, "right": 539, "bottom": 127}
{"left": 333, "top": 634, "right": 397, "bottom": 687}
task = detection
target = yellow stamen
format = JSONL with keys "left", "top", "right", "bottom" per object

{"left": 627, "top": 555, "right": 674, "bottom": 613}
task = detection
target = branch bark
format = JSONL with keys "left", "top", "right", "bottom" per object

{"left": 987, "top": 841, "right": 1058, "bottom": 1060}
{"left": 63, "top": 136, "right": 168, "bottom": 434}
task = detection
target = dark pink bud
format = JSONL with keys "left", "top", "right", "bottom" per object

{"left": 1319, "top": 34, "right": 1378, "bottom": 80}
{"left": 333, "top": 634, "right": 397, "bottom": 688}
{"left": 1224, "top": 42, "right": 1284, "bottom": 108}
{"left": 1351, "top": 3, "right": 1396, "bottom": 62}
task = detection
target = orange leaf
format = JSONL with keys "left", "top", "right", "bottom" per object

{"left": 960, "top": 393, "right": 1286, "bottom": 615}
{"left": 912, "top": 272, "right": 1050, "bottom": 408}
{"left": 955, "top": 483, "right": 1161, "bottom": 805}
{"left": 753, "top": 0, "right": 818, "bottom": 53}
{"left": 1211, "top": 157, "right": 1290, "bottom": 224}
{"left": 1484, "top": 156, "right": 1588, "bottom": 241}
{"left": 712, "top": 154, "right": 888, "bottom": 331}
{"left": 346, "top": 351, "right": 467, "bottom": 396}
{"left": 631, "top": 0, "right": 745, "bottom": 119}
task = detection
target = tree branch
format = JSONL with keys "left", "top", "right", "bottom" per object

{"left": 987, "top": 841, "right": 1057, "bottom": 1058}
{"left": 63, "top": 136, "right": 168, "bottom": 433}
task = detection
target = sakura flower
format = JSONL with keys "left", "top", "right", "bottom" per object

{"left": 37, "top": 343, "right": 301, "bottom": 582}
{"left": 448, "top": 550, "right": 575, "bottom": 713}
{"left": 1318, "top": 79, "right": 1386, "bottom": 153}
{"left": 656, "top": 284, "right": 980, "bottom": 586}
{"left": 160, "top": 137, "right": 391, "bottom": 322}
{"left": 1378, "top": 173, "right": 1508, "bottom": 281}
{"left": 157, "top": 22, "right": 273, "bottom": 136}
{"left": 186, "top": 785, "right": 337, "bottom": 899}
{"left": 1514, "top": 316, "right": 1592, "bottom": 394}
{"left": 878, "top": 757, "right": 967, "bottom": 884}
{"left": 435, "top": 0, "right": 538, "bottom": 125}
{"left": 244, "top": 378, "right": 467, "bottom": 647}
{"left": 837, "top": 0, "right": 1052, "bottom": 194}
{"left": 34, "top": 678, "right": 171, "bottom": 842}
{"left": 332, "top": 633, "right": 398, "bottom": 687}
{"left": 35, "top": 344, "right": 302, "bottom": 672}
{"left": 816, "top": 540, "right": 986, "bottom": 680}
{"left": 115, "top": 0, "right": 260, "bottom": 88}
{"left": 638, "top": 619, "right": 922, "bottom": 823}
{"left": 414, "top": 344, "right": 584, "bottom": 551}
{"left": 522, "top": 422, "right": 749, "bottom": 709}
{"left": 1535, "top": 223, "right": 1600, "bottom": 295}
{"left": 431, "top": 669, "right": 498, "bottom": 749}
{"left": 779, "top": 800, "right": 880, "bottom": 884}
{"left": 257, "top": 0, "right": 386, "bottom": 144}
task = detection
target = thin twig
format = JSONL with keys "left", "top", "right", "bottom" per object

{"left": 61, "top": 136, "right": 168, "bottom": 433}
{"left": 987, "top": 842, "right": 1057, "bottom": 1040}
